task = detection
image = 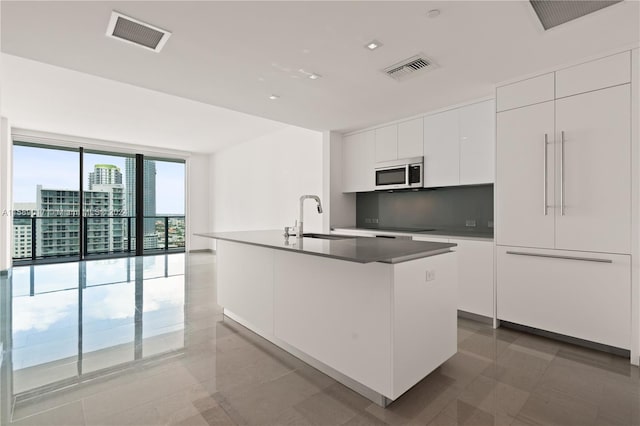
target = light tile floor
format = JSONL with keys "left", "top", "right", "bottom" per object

{"left": 1, "top": 252, "right": 639, "bottom": 425}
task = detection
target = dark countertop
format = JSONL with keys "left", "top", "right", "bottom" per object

{"left": 332, "top": 226, "right": 494, "bottom": 240}
{"left": 195, "top": 230, "right": 456, "bottom": 264}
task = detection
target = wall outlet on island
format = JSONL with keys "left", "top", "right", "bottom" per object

{"left": 465, "top": 219, "right": 476, "bottom": 227}
{"left": 488, "top": 220, "right": 494, "bottom": 228}
{"left": 426, "top": 270, "right": 435, "bottom": 281}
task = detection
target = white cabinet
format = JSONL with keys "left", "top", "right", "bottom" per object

{"left": 375, "top": 125, "right": 398, "bottom": 163}
{"left": 423, "top": 109, "right": 459, "bottom": 187}
{"left": 423, "top": 100, "right": 495, "bottom": 188}
{"left": 555, "top": 85, "right": 631, "bottom": 254}
{"left": 459, "top": 100, "right": 495, "bottom": 185}
{"left": 497, "top": 247, "right": 631, "bottom": 349}
{"left": 397, "top": 118, "right": 424, "bottom": 158}
{"left": 496, "top": 73, "right": 554, "bottom": 112}
{"left": 496, "top": 84, "right": 631, "bottom": 254}
{"left": 496, "top": 101, "right": 555, "bottom": 248}
{"left": 375, "top": 118, "right": 424, "bottom": 163}
{"left": 415, "top": 235, "right": 495, "bottom": 319}
{"left": 451, "top": 238, "right": 494, "bottom": 318}
{"left": 216, "top": 240, "right": 275, "bottom": 334}
{"left": 555, "top": 51, "right": 631, "bottom": 99}
{"left": 496, "top": 51, "right": 634, "bottom": 352}
{"left": 342, "top": 130, "right": 375, "bottom": 192}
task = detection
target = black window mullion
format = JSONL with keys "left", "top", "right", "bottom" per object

{"left": 135, "top": 154, "right": 144, "bottom": 256}
{"left": 79, "top": 148, "right": 84, "bottom": 260}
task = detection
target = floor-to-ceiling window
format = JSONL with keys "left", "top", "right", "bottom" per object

{"left": 143, "top": 158, "right": 186, "bottom": 253}
{"left": 12, "top": 144, "right": 81, "bottom": 261}
{"left": 12, "top": 141, "right": 186, "bottom": 264}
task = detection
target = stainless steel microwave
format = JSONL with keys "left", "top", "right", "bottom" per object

{"left": 374, "top": 157, "right": 423, "bottom": 190}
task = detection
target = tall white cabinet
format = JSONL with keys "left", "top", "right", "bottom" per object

{"left": 496, "top": 51, "right": 633, "bottom": 351}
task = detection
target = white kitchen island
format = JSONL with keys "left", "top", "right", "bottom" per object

{"left": 196, "top": 230, "right": 458, "bottom": 406}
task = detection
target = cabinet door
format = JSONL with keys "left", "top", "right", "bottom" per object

{"left": 423, "top": 109, "right": 459, "bottom": 187}
{"left": 459, "top": 100, "right": 495, "bottom": 185}
{"left": 497, "top": 246, "right": 631, "bottom": 349}
{"left": 342, "top": 131, "right": 375, "bottom": 192}
{"left": 555, "top": 51, "right": 630, "bottom": 99}
{"left": 496, "top": 101, "right": 555, "bottom": 248}
{"left": 451, "top": 239, "right": 494, "bottom": 318}
{"left": 398, "top": 118, "right": 423, "bottom": 159}
{"left": 375, "top": 124, "right": 398, "bottom": 162}
{"left": 496, "top": 73, "right": 554, "bottom": 112}
{"left": 555, "top": 85, "right": 631, "bottom": 254}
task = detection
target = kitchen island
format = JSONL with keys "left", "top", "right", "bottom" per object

{"left": 196, "top": 230, "right": 458, "bottom": 406}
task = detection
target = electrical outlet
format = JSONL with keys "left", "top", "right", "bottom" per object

{"left": 488, "top": 220, "right": 494, "bottom": 228}
{"left": 426, "top": 270, "right": 435, "bottom": 281}
{"left": 465, "top": 219, "right": 476, "bottom": 227}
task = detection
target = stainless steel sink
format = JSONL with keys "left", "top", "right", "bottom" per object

{"left": 302, "top": 233, "right": 355, "bottom": 240}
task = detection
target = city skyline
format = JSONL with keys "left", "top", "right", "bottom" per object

{"left": 13, "top": 146, "right": 185, "bottom": 215}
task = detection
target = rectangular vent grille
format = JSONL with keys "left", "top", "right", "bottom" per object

{"left": 530, "top": 0, "right": 622, "bottom": 30}
{"left": 107, "top": 11, "right": 171, "bottom": 52}
{"left": 383, "top": 55, "right": 437, "bottom": 82}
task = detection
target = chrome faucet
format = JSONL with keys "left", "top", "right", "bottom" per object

{"left": 298, "top": 195, "right": 323, "bottom": 238}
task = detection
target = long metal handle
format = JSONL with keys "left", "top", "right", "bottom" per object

{"left": 543, "top": 134, "right": 548, "bottom": 216}
{"left": 560, "top": 130, "right": 565, "bottom": 216}
{"left": 506, "top": 250, "right": 612, "bottom": 264}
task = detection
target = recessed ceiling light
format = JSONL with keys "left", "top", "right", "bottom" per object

{"left": 309, "top": 73, "right": 321, "bottom": 80}
{"left": 269, "top": 95, "right": 280, "bottom": 100}
{"left": 427, "top": 9, "right": 441, "bottom": 18}
{"left": 365, "top": 40, "right": 382, "bottom": 50}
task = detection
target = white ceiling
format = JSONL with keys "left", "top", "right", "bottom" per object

{"left": 2, "top": 1, "right": 639, "bottom": 137}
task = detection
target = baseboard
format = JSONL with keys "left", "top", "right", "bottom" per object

{"left": 188, "top": 249, "right": 214, "bottom": 253}
{"left": 499, "top": 320, "right": 631, "bottom": 358}
{"left": 457, "top": 310, "right": 493, "bottom": 325}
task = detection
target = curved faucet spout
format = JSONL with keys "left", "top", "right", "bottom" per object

{"left": 298, "top": 195, "right": 323, "bottom": 238}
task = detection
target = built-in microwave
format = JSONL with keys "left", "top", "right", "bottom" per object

{"left": 374, "top": 157, "right": 423, "bottom": 190}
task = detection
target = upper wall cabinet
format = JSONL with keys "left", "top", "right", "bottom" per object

{"left": 459, "top": 100, "right": 495, "bottom": 185}
{"left": 423, "top": 109, "right": 460, "bottom": 187}
{"left": 397, "top": 119, "right": 424, "bottom": 159}
{"left": 555, "top": 52, "right": 630, "bottom": 99}
{"left": 423, "top": 99, "right": 495, "bottom": 188}
{"left": 342, "top": 130, "right": 375, "bottom": 193}
{"left": 375, "top": 125, "right": 398, "bottom": 163}
{"left": 496, "top": 73, "right": 554, "bottom": 112}
{"left": 375, "top": 118, "right": 424, "bottom": 163}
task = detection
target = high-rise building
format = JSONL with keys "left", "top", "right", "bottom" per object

{"left": 89, "top": 164, "right": 122, "bottom": 189}
{"left": 35, "top": 169, "right": 126, "bottom": 257}
{"left": 125, "top": 158, "right": 157, "bottom": 249}
{"left": 12, "top": 202, "right": 36, "bottom": 259}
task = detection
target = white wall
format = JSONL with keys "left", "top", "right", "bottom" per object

{"left": 0, "top": 54, "right": 286, "bottom": 154}
{"left": 186, "top": 153, "right": 212, "bottom": 251}
{"left": 0, "top": 118, "right": 12, "bottom": 272}
{"left": 211, "top": 126, "right": 323, "bottom": 234}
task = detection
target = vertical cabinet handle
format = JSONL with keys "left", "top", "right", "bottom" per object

{"left": 543, "top": 134, "right": 548, "bottom": 216}
{"left": 560, "top": 131, "right": 565, "bottom": 216}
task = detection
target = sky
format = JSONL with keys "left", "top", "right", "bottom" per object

{"left": 13, "top": 145, "right": 185, "bottom": 215}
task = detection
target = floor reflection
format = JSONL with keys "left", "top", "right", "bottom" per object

{"left": 6, "top": 254, "right": 186, "bottom": 396}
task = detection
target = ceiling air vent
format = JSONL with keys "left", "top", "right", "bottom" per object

{"left": 383, "top": 55, "right": 438, "bottom": 82}
{"left": 530, "top": 0, "right": 622, "bottom": 30}
{"left": 106, "top": 11, "right": 171, "bottom": 52}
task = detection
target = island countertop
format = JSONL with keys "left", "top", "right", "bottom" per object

{"left": 195, "top": 230, "right": 456, "bottom": 264}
